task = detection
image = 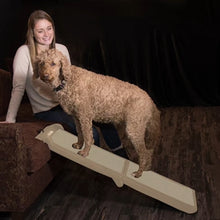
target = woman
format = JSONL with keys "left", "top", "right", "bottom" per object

{"left": 0, "top": 10, "right": 100, "bottom": 144}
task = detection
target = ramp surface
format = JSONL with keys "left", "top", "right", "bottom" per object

{"left": 36, "top": 123, "right": 197, "bottom": 214}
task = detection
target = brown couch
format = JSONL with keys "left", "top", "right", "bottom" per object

{"left": 0, "top": 68, "right": 66, "bottom": 216}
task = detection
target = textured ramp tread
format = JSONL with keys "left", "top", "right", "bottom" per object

{"left": 36, "top": 124, "right": 197, "bottom": 214}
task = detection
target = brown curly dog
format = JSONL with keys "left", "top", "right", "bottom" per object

{"left": 35, "top": 49, "right": 161, "bottom": 178}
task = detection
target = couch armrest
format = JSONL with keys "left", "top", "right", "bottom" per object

{"left": 0, "top": 124, "right": 28, "bottom": 210}
{"left": 0, "top": 122, "right": 53, "bottom": 211}
{"left": 0, "top": 69, "right": 12, "bottom": 116}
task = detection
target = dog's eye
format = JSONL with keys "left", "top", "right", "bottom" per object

{"left": 51, "top": 62, "right": 56, "bottom": 66}
{"left": 40, "top": 61, "right": 45, "bottom": 66}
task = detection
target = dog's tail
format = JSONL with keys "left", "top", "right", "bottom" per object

{"left": 145, "top": 106, "right": 161, "bottom": 150}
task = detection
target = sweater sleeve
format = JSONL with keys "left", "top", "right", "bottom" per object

{"left": 6, "top": 46, "right": 30, "bottom": 122}
{"left": 56, "top": 44, "right": 71, "bottom": 64}
{"left": 63, "top": 46, "right": 71, "bottom": 64}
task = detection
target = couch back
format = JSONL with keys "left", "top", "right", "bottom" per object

{"left": 0, "top": 69, "right": 12, "bottom": 116}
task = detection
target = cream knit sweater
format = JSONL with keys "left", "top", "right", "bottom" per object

{"left": 6, "top": 43, "right": 71, "bottom": 122}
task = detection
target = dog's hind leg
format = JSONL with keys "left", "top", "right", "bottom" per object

{"left": 145, "top": 107, "right": 161, "bottom": 150}
{"left": 125, "top": 114, "right": 153, "bottom": 178}
{"left": 115, "top": 123, "right": 139, "bottom": 163}
{"left": 128, "top": 133, "right": 151, "bottom": 178}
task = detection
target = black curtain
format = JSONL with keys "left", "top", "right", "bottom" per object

{"left": 77, "top": 1, "right": 220, "bottom": 107}
{"left": 1, "top": 0, "right": 220, "bottom": 107}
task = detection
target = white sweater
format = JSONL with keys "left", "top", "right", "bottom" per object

{"left": 6, "top": 43, "right": 71, "bottom": 122}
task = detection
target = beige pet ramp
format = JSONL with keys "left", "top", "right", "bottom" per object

{"left": 36, "top": 123, "right": 197, "bottom": 214}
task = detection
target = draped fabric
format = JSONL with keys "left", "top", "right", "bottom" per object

{"left": 1, "top": 0, "right": 220, "bottom": 106}
{"left": 81, "top": 21, "right": 220, "bottom": 107}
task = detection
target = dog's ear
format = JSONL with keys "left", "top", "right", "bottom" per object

{"left": 58, "top": 50, "right": 71, "bottom": 79}
{"left": 33, "top": 57, "right": 40, "bottom": 79}
{"left": 33, "top": 50, "right": 48, "bottom": 79}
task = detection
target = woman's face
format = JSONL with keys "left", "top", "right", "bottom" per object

{"left": 33, "top": 19, "right": 54, "bottom": 46}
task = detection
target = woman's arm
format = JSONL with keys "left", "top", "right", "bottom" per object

{"left": 56, "top": 44, "right": 71, "bottom": 64}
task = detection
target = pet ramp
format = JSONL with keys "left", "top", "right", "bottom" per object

{"left": 35, "top": 123, "right": 197, "bottom": 214}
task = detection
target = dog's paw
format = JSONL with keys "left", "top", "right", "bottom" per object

{"left": 132, "top": 170, "right": 143, "bottom": 178}
{"left": 72, "top": 143, "right": 83, "bottom": 149}
{"left": 77, "top": 150, "right": 89, "bottom": 157}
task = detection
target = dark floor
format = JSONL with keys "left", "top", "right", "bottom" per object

{"left": 1, "top": 107, "right": 220, "bottom": 220}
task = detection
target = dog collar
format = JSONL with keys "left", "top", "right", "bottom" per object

{"left": 53, "top": 80, "right": 66, "bottom": 92}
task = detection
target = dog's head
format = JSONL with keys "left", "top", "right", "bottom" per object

{"left": 34, "top": 48, "right": 70, "bottom": 90}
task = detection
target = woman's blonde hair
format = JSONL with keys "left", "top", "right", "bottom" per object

{"left": 26, "top": 10, "right": 56, "bottom": 67}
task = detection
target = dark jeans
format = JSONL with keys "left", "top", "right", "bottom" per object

{"left": 34, "top": 105, "right": 128, "bottom": 158}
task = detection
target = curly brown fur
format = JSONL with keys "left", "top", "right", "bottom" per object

{"left": 35, "top": 48, "right": 161, "bottom": 178}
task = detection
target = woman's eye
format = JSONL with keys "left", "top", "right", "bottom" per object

{"left": 51, "top": 62, "right": 56, "bottom": 66}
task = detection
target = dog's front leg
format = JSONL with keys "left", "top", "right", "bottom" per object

{"left": 72, "top": 117, "right": 84, "bottom": 150}
{"left": 77, "top": 117, "right": 94, "bottom": 157}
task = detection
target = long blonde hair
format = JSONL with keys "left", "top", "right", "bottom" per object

{"left": 26, "top": 10, "right": 56, "bottom": 67}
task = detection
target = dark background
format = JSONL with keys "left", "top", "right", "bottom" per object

{"left": 1, "top": 0, "right": 220, "bottom": 107}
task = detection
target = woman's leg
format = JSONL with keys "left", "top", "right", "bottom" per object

{"left": 35, "top": 106, "right": 128, "bottom": 158}
{"left": 34, "top": 105, "right": 100, "bottom": 146}
{"left": 98, "top": 123, "right": 128, "bottom": 159}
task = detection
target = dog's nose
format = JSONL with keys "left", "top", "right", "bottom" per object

{"left": 40, "top": 73, "right": 49, "bottom": 81}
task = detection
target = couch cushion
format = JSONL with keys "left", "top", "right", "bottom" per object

{"left": 0, "top": 122, "right": 52, "bottom": 173}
